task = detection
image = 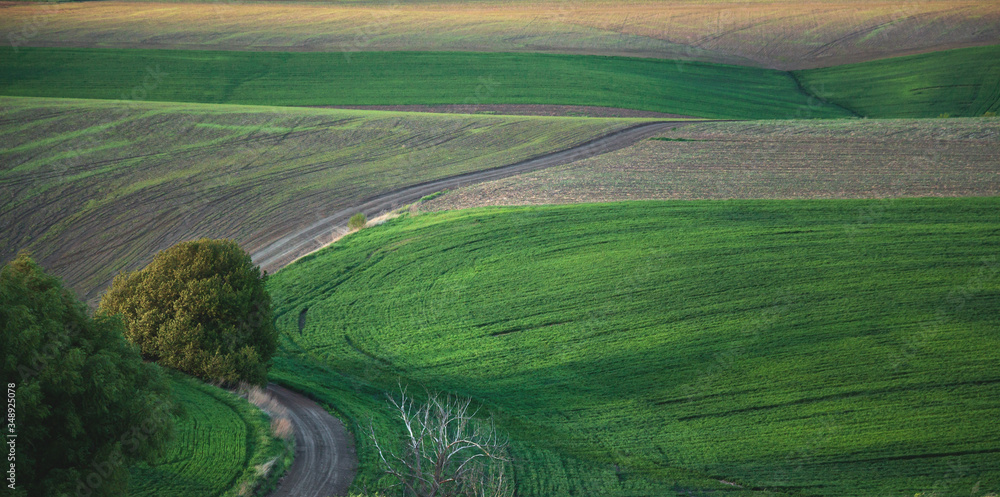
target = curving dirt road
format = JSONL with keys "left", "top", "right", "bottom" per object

{"left": 267, "top": 384, "right": 357, "bottom": 497}
{"left": 261, "top": 120, "right": 692, "bottom": 496}
{"left": 252, "top": 120, "right": 691, "bottom": 273}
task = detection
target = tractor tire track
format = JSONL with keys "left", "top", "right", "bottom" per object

{"left": 267, "top": 384, "right": 357, "bottom": 497}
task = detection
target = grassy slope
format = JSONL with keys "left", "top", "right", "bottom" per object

{"left": 423, "top": 118, "right": 1000, "bottom": 210}
{"left": 0, "top": 47, "right": 853, "bottom": 119}
{"left": 796, "top": 45, "right": 1000, "bottom": 118}
{"left": 2, "top": 1, "right": 998, "bottom": 70}
{"left": 7, "top": 45, "right": 1000, "bottom": 119}
{"left": 0, "top": 96, "right": 645, "bottom": 301}
{"left": 129, "top": 373, "right": 289, "bottom": 497}
{"left": 267, "top": 200, "right": 1000, "bottom": 497}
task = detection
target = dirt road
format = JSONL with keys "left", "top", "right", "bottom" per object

{"left": 251, "top": 120, "right": 690, "bottom": 273}
{"left": 262, "top": 120, "right": 690, "bottom": 496}
{"left": 267, "top": 384, "right": 357, "bottom": 497}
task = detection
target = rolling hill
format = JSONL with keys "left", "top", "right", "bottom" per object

{"left": 267, "top": 199, "right": 1000, "bottom": 496}
{"left": 795, "top": 45, "right": 1000, "bottom": 118}
{"left": 422, "top": 118, "right": 1000, "bottom": 210}
{"left": 2, "top": 0, "right": 998, "bottom": 70}
{"left": 0, "top": 96, "right": 649, "bottom": 301}
{"left": 4, "top": 45, "right": 997, "bottom": 118}
{"left": 0, "top": 47, "right": 853, "bottom": 119}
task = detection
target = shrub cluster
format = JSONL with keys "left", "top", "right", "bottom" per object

{"left": 99, "top": 239, "right": 277, "bottom": 386}
{"left": 1, "top": 253, "right": 176, "bottom": 497}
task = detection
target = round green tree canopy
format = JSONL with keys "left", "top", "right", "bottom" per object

{"left": 99, "top": 239, "right": 277, "bottom": 386}
{"left": 0, "top": 252, "right": 175, "bottom": 497}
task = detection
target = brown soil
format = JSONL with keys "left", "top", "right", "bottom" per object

{"left": 0, "top": 99, "right": 641, "bottom": 304}
{"left": 422, "top": 119, "right": 1000, "bottom": 211}
{"left": 267, "top": 384, "right": 357, "bottom": 497}
{"left": 251, "top": 120, "right": 689, "bottom": 271}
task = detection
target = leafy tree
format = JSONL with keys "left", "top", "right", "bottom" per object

{"left": 0, "top": 252, "right": 176, "bottom": 497}
{"left": 349, "top": 212, "right": 368, "bottom": 231}
{"left": 98, "top": 239, "right": 277, "bottom": 386}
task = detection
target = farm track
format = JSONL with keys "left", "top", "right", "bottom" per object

{"left": 266, "top": 198, "right": 1000, "bottom": 497}
{"left": 256, "top": 121, "right": 688, "bottom": 495}
{"left": 267, "top": 384, "right": 356, "bottom": 497}
{"left": 250, "top": 120, "right": 690, "bottom": 272}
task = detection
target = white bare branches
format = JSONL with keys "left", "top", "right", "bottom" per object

{"left": 370, "top": 387, "right": 513, "bottom": 497}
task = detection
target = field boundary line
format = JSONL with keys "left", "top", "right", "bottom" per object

{"left": 251, "top": 120, "right": 699, "bottom": 272}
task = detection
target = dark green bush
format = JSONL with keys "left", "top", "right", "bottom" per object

{"left": 98, "top": 239, "right": 277, "bottom": 386}
{"left": 0, "top": 252, "right": 176, "bottom": 497}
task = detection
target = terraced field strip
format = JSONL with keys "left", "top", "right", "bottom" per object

{"left": 129, "top": 373, "right": 285, "bottom": 497}
{"left": 268, "top": 199, "right": 1000, "bottom": 497}
{"left": 0, "top": 96, "right": 649, "bottom": 301}
{"left": 0, "top": 47, "right": 854, "bottom": 119}
{"left": 795, "top": 45, "right": 1000, "bottom": 118}
{"left": 423, "top": 118, "right": 1000, "bottom": 210}
{"left": 252, "top": 120, "right": 687, "bottom": 271}
{"left": 2, "top": 0, "right": 998, "bottom": 69}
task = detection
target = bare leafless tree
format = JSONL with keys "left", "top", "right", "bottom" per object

{"left": 370, "top": 387, "right": 513, "bottom": 497}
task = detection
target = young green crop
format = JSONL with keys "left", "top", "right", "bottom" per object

{"left": 0, "top": 47, "right": 853, "bottom": 119}
{"left": 9, "top": 44, "right": 997, "bottom": 120}
{"left": 795, "top": 45, "right": 1000, "bottom": 118}
{"left": 128, "top": 373, "right": 289, "bottom": 497}
{"left": 268, "top": 199, "right": 1000, "bottom": 497}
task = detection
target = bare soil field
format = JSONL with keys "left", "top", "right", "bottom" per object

{"left": 423, "top": 118, "right": 1000, "bottom": 211}
{"left": 2, "top": 1, "right": 998, "bottom": 69}
{"left": 0, "top": 96, "right": 651, "bottom": 302}
{"left": 251, "top": 120, "right": 683, "bottom": 271}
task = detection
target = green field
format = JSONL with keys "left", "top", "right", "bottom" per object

{"left": 267, "top": 199, "right": 1000, "bottom": 497}
{"left": 796, "top": 45, "right": 1000, "bottom": 118}
{"left": 4, "top": 1, "right": 999, "bottom": 495}
{"left": 0, "top": 47, "right": 854, "bottom": 119}
{"left": 128, "top": 373, "right": 290, "bottom": 497}
{"left": 0, "top": 96, "right": 645, "bottom": 302}
{"left": 5, "top": 45, "right": 998, "bottom": 119}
